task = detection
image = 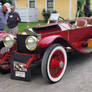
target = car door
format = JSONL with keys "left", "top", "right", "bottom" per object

{"left": 69, "top": 26, "right": 92, "bottom": 43}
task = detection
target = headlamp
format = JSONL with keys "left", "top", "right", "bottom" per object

{"left": 25, "top": 36, "right": 38, "bottom": 51}
{"left": 3, "top": 35, "right": 16, "bottom": 48}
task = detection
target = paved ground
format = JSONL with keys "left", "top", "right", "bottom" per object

{"left": 0, "top": 52, "right": 92, "bottom": 92}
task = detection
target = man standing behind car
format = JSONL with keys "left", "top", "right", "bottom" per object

{"left": 0, "top": 3, "right": 11, "bottom": 32}
{"left": 7, "top": 6, "right": 21, "bottom": 35}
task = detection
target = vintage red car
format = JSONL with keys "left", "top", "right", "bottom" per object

{"left": 5, "top": 17, "right": 92, "bottom": 83}
{"left": 0, "top": 32, "right": 16, "bottom": 73}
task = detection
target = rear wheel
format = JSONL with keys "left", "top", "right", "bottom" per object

{"left": 41, "top": 44, "right": 67, "bottom": 83}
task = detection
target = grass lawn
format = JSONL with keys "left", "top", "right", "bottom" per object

{"left": 18, "top": 22, "right": 46, "bottom": 32}
{"left": 5, "top": 22, "right": 46, "bottom": 32}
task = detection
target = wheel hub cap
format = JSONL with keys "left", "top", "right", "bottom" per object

{"left": 59, "top": 61, "right": 64, "bottom": 69}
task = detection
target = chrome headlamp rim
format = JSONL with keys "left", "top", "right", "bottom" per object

{"left": 25, "top": 36, "right": 38, "bottom": 51}
{"left": 3, "top": 35, "right": 16, "bottom": 48}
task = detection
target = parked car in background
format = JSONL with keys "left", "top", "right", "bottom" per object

{"left": 0, "top": 32, "right": 16, "bottom": 73}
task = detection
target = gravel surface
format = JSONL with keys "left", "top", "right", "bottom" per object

{"left": 0, "top": 52, "right": 92, "bottom": 92}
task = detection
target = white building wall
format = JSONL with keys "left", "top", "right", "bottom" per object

{"left": 15, "top": 8, "right": 38, "bottom": 22}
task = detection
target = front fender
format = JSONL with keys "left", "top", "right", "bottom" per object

{"left": 0, "top": 32, "right": 15, "bottom": 38}
{"left": 0, "top": 32, "right": 9, "bottom": 38}
{"left": 38, "top": 35, "right": 64, "bottom": 48}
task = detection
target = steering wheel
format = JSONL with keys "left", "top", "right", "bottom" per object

{"left": 58, "top": 16, "right": 65, "bottom": 22}
{"left": 48, "top": 16, "right": 65, "bottom": 24}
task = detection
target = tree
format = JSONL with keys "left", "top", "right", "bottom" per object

{"left": 0, "top": 0, "right": 12, "bottom": 5}
{"left": 76, "top": 0, "right": 85, "bottom": 17}
{"left": 84, "top": 0, "right": 91, "bottom": 17}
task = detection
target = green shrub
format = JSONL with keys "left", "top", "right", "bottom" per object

{"left": 84, "top": 0, "right": 91, "bottom": 17}
{"left": 42, "top": 9, "right": 51, "bottom": 22}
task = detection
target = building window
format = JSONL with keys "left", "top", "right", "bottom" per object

{"left": 29, "top": 0, "right": 35, "bottom": 8}
{"left": 12, "top": 0, "right": 16, "bottom": 7}
{"left": 47, "top": 0, "right": 54, "bottom": 11}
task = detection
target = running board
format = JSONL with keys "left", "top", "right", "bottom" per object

{"left": 80, "top": 47, "right": 92, "bottom": 53}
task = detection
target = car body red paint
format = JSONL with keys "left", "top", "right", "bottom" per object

{"left": 9, "top": 17, "right": 92, "bottom": 82}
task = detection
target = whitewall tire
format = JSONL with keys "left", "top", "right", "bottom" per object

{"left": 41, "top": 44, "right": 67, "bottom": 83}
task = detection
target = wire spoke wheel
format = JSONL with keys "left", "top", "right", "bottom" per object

{"left": 49, "top": 50, "right": 65, "bottom": 78}
{"left": 41, "top": 44, "right": 67, "bottom": 83}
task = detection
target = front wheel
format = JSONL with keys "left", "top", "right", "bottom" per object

{"left": 41, "top": 44, "right": 67, "bottom": 83}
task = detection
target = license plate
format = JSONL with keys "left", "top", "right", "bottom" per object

{"left": 15, "top": 71, "right": 25, "bottom": 78}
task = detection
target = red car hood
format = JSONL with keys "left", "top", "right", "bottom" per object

{"left": 33, "top": 22, "right": 72, "bottom": 35}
